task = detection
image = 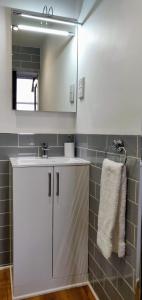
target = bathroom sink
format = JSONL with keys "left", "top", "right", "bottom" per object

{"left": 10, "top": 156, "right": 90, "bottom": 167}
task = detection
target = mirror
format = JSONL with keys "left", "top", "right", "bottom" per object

{"left": 11, "top": 9, "right": 78, "bottom": 112}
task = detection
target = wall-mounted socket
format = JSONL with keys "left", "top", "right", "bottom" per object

{"left": 78, "top": 77, "right": 85, "bottom": 100}
{"left": 69, "top": 84, "right": 75, "bottom": 103}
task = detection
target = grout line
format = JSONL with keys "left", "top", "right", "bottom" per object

{"left": 57, "top": 134, "right": 59, "bottom": 146}
{"left": 90, "top": 241, "right": 135, "bottom": 292}
{"left": 127, "top": 199, "right": 138, "bottom": 206}
{"left": 89, "top": 253, "right": 124, "bottom": 300}
{"left": 0, "top": 250, "right": 11, "bottom": 254}
{"left": 0, "top": 225, "right": 11, "bottom": 228}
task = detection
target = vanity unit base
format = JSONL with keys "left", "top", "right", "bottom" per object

{"left": 11, "top": 272, "right": 88, "bottom": 300}
{"left": 10, "top": 157, "right": 89, "bottom": 299}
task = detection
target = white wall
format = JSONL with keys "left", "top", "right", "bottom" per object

{"left": 40, "top": 33, "right": 77, "bottom": 112}
{"left": 76, "top": 0, "right": 142, "bottom": 134}
{"left": 0, "top": 7, "right": 75, "bottom": 133}
{"left": 0, "top": 0, "right": 83, "bottom": 19}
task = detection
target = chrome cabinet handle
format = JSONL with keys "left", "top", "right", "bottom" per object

{"left": 48, "top": 173, "right": 51, "bottom": 197}
{"left": 56, "top": 172, "right": 59, "bottom": 196}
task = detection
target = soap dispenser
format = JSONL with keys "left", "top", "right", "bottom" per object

{"left": 64, "top": 136, "right": 74, "bottom": 158}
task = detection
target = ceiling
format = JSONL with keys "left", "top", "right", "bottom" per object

{"left": 0, "top": 0, "right": 84, "bottom": 19}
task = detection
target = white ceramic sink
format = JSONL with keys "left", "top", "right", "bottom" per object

{"left": 10, "top": 156, "right": 90, "bottom": 167}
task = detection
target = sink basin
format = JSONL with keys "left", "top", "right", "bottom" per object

{"left": 10, "top": 156, "right": 90, "bottom": 167}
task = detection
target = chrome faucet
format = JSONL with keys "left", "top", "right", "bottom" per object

{"left": 41, "top": 143, "right": 49, "bottom": 158}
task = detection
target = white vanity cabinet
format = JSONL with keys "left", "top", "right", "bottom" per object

{"left": 10, "top": 157, "right": 89, "bottom": 299}
{"left": 12, "top": 166, "right": 53, "bottom": 297}
{"left": 53, "top": 166, "right": 89, "bottom": 278}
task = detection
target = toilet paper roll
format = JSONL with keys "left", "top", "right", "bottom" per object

{"left": 64, "top": 143, "right": 74, "bottom": 158}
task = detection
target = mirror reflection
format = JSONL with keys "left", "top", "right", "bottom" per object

{"left": 12, "top": 10, "right": 78, "bottom": 112}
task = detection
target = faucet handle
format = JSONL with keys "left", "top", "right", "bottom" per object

{"left": 41, "top": 142, "right": 50, "bottom": 158}
{"left": 41, "top": 142, "right": 48, "bottom": 149}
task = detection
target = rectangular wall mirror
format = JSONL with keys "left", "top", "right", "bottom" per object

{"left": 11, "top": 9, "right": 78, "bottom": 112}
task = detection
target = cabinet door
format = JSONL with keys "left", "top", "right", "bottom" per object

{"left": 53, "top": 165, "right": 89, "bottom": 278}
{"left": 13, "top": 167, "right": 53, "bottom": 296}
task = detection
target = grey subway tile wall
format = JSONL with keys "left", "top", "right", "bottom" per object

{"left": 0, "top": 132, "right": 140, "bottom": 300}
{"left": 12, "top": 46, "right": 40, "bottom": 73}
{"left": 75, "top": 134, "right": 140, "bottom": 300}
{"left": 0, "top": 133, "right": 73, "bottom": 266}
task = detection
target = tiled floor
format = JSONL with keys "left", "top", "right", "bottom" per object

{"left": 0, "top": 268, "right": 95, "bottom": 300}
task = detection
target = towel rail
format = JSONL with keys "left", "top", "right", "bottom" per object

{"left": 112, "top": 139, "right": 127, "bottom": 164}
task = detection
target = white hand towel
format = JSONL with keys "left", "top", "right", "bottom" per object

{"left": 97, "top": 158, "right": 127, "bottom": 259}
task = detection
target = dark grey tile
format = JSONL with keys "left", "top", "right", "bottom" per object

{"left": 0, "top": 226, "right": 10, "bottom": 240}
{"left": 90, "top": 165, "right": 101, "bottom": 184}
{"left": 107, "top": 135, "right": 137, "bottom": 157}
{"left": 134, "top": 226, "right": 138, "bottom": 248}
{"left": 0, "top": 187, "right": 9, "bottom": 200}
{"left": 12, "top": 61, "right": 20, "bottom": 69}
{"left": 75, "top": 134, "right": 88, "bottom": 148}
{"left": 127, "top": 179, "right": 136, "bottom": 202}
{"left": 0, "top": 251, "right": 10, "bottom": 266}
{"left": 13, "top": 53, "right": 32, "bottom": 62}
{"left": 89, "top": 180, "right": 95, "bottom": 196}
{"left": 58, "top": 134, "right": 74, "bottom": 146}
{"left": 89, "top": 225, "right": 97, "bottom": 244}
{"left": 94, "top": 214, "right": 98, "bottom": 231}
{"left": 0, "top": 238, "right": 10, "bottom": 252}
{"left": 125, "top": 274, "right": 134, "bottom": 289}
{"left": 89, "top": 196, "right": 99, "bottom": 214}
{"left": 80, "top": 148, "right": 88, "bottom": 160}
{"left": 89, "top": 254, "right": 105, "bottom": 282}
{"left": 126, "top": 158, "right": 140, "bottom": 181}
{"left": 89, "top": 210, "right": 96, "bottom": 228}
{"left": 32, "top": 55, "right": 40, "bottom": 62}
{"left": 88, "top": 238, "right": 94, "bottom": 257}
{"left": 137, "top": 136, "right": 141, "bottom": 158}
{"left": 107, "top": 152, "right": 120, "bottom": 163}
{"left": 0, "top": 174, "right": 9, "bottom": 187}
{"left": 95, "top": 183, "right": 100, "bottom": 201}
{"left": 35, "top": 134, "right": 57, "bottom": 147}
{"left": 20, "top": 46, "right": 40, "bottom": 55}
{"left": 0, "top": 161, "right": 9, "bottom": 173}
{"left": 126, "top": 200, "right": 138, "bottom": 226}
{"left": 0, "top": 200, "right": 10, "bottom": 213}
{"left": 18, "top": 147, "right": 38, "bottom": 156}
{"left": 104, "top": 279, "right": 123, "bottom": 300}
{"left": 93, "top": 280, "right": 110, "bottom": 300}
{"left": 135, "top": 181, "right": 139, "bottom": 204}
{"left": 48, "top": 147, "right": 64, "bottom": 157}
{"left": 0, "top": 147, "right": 18, "bottom": 160}
{"left": 87, "top": 150, "right": 97, "bottom": 165}
{"left": 0, "top": 134, "right": 18, "bottom": 146}
{"left": 96, "top": 151, "right": 105, "bottom": 167}
{"left": 109, "top": 253, "right": 133, "bottom": 284}
{"left": 21, "top": 62, "right": 40, "bottom": 70}
{"left": 126, "top": 221, "right": 135, "bottom": 246}
{"left": 88, "top": 134, "right": 107, "bottom": 151}
{"left": 75, "top": 147, "right": 81, "bottom": 157}
{"left": 88, "top": 270, "right": 94, "bottom": 285}
{"left": 94, "top": 246, "right": 117, "bottom": 281}
{"left": 125, "top": 242, "right": 136, "bottom": 268}
{"left": 89, "top": 208, "right": 98, "bottom": 231}
{"left": 18, "top": 134, "right": 35, "bottom": 146}
{"left": 118, "top": 277, "right": 135, "bottom": 300}
{"left": 0, "top": 213, "right": 10, "bottom": 226}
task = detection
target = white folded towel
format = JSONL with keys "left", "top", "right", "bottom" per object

{"left": 97, "top": 158, "right": 127, "bottom": 259}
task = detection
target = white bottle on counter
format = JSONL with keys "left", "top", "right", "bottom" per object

{"left": 64, "top": 136, "right": 74, "bottom": 158}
